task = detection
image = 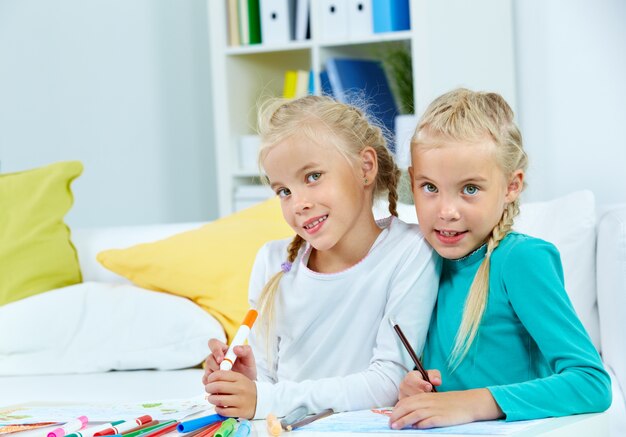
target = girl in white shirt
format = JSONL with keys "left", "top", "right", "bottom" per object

{"left": 202, "top": 95, "right": 439, "bottom": 419}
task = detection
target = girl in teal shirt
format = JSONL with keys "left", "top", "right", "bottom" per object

{"left": 390, "top": 88, "right": 611, "bottom": 429}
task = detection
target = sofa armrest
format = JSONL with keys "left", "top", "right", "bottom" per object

{"left": 597, "top": 205, "right": 626, "bottom": 403}
{"left": 72, "top": 222, "right": 207, "bottom": 283}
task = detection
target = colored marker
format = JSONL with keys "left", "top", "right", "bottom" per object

{"left": 233, "top": 420, "right": 251, "bottom": 437}
{"left": 214, "top": 418, "right": 237, "bottom": 437}
{"left": 118, "top": 420, "right": 175, "bottom": 437}
{"left": 191, "top": 421, "right": 223, "bottom": 437}
{"left": 220, "top": 309, "right": 258, "bottom": 371}
{"left": 178, "top": 413, "right": 226, "bottom": 433}
{"left": 266, "top": 414, "right": 281, "bottom": 436}
{"left": 48, "top": 416, "right": 88, "bottom": 437}
{"left": 93, "top": 415, "right": 152, "bottom": 436}
{"left": 66, "top": 421, "right": 124, "bottom": 437}
{"left": 136, "top": 421, "right": 179, "bottom": 437}
{"left": 280, "top": 406, "right": 307, "bottom": 431}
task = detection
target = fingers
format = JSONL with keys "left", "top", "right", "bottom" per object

{"left": 390, "top": 395, "right": 431, "bottom": 430}
{"left": 426, "top": 369, "right": 442, "bottom": 386}
{"left": 399, "top": 371, "right": 428, "bottom": 399}
{"left": 208, "top": 338, "right": 229, "bottom": 363}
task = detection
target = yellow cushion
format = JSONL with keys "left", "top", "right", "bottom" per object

{"left": 97, "top": 197, "right": 293, "bottom": 341}
{"left": 0, "top": 161, "right": 83, "bottom": 306}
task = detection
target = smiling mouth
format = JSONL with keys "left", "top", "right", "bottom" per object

{"left": 303, "top": 215, "right": 328, "bottom": 230}
{"left": 437, "top": 230, "right": 466, "bottom": 237}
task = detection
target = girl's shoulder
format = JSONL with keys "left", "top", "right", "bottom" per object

{"left": 381, "top": 215, "right": 425, "bottom": 240}
{"left": 497, "top": 231, "right": 561, "bottom": 264}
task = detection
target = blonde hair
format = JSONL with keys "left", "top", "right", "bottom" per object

{"left": 255, "top": 95, "right": 401, "bottom": 355}
{"left": 412, "top": 88, "right": 528, "bottom": 369}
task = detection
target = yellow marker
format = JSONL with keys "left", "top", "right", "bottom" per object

{"left": 266, "top": 413, "right": 282, "bottom": 436}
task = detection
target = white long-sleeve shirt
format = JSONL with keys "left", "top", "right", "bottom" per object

{"left": 248, "top": 216, "right": 440, "bottom": 418}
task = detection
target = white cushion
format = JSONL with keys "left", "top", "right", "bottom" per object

{"left": 514, "top": 190, "right": 599, "bottom": 349}
{"left": 0, "top": 282, "right": 225, "bottom": 375}
{"left": 597, "top": 206, "right": 626, "bottom": 403}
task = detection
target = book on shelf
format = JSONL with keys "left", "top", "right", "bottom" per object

{"left": 325, "top": 57, "right": 400, "bottom": 152}
{"left": 372, "top": 0, "right": 410, "bottom": 33}
{"left": 227, "top": 0, "right": 240, "bottom": 46}
{"left": 283, "top": 70, "right": 311, "bottom": 99}
{"left": 347, "top": 0, "right": 373, "bottom": 37}
{"left": 238, "top": 0, "right": 250, "bottom": 44}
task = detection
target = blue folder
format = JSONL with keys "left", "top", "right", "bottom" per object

{"left": 325, "top": 57, "right": 399, "bottom": 152}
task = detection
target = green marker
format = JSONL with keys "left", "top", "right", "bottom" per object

{"left": 214, "top": 418, "right": 238, "bottom": 437}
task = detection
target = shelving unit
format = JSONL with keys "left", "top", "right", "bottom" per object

{"left": 207, "top": 0, "right": 517, "bottom": 216}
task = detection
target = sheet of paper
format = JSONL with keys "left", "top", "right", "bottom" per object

{"left": 295, "top": 409, "right": 545, "bottom": 435}
{"left": 0, "top": 395, "right": 213, "bottom": 425}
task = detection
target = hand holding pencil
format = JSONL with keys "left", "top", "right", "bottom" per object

{"left": 399, "top": 369, "right": 442, "bottom": 398}
{"left": 389, "top": 318, "right": 441, "bottom": 396}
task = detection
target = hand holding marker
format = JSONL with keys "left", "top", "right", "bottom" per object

{"left": 220, "top": 309, "right": 258, "bottom": 371}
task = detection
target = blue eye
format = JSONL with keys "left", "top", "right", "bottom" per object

{"left": 276, "top": 187, "right": 291, "bottom": 198}
{"left": 422, "top": 183, "right": 437, "bottom": 193}
{"left": 463, "top": 185, "right": 479, "bottom": 195}
{"left": 306, "top": 172, "right": 322, "bottom": 183}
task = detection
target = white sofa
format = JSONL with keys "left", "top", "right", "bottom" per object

{"left": 1, "top": 192, "right": 625, "bottom": 434}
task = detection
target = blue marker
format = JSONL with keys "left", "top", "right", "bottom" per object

{"left": 234, "top": 419, "right": 251, "bottom": 437}
{"left": 177, "top": 413, "right": 226, "bottom": 433}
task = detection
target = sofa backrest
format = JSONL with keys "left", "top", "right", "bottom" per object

{"left": 597, "top": 206, "right": 626, "bottom": 399}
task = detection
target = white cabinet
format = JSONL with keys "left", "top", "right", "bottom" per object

{"left": 207, "top": 0, "right": 516, "bottom": 216}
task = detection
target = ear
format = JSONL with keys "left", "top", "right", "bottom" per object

{"left": 504, "top": 170, "right": 524, "bottom": 203}
{"left": 360, "top": 147, "right": 378, "bottom": 186}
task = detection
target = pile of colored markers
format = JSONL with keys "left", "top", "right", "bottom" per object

{"left": 46, "top": 413, "right": 252, "bottom": 437}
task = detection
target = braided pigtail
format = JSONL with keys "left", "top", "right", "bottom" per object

{"left": 449, "top": 200, "right": 519, "bottom": 370}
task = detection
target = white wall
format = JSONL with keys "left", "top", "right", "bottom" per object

{"left": 0, "top": 0, "right": 217, "bottom": 227}
{"left": 514, "top": 0, "right": 626, "bottom": 206}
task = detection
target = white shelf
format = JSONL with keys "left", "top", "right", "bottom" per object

{"left": 208, "top": 0, "right": 517, "bottom": 216}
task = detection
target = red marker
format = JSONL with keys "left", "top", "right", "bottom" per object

{"left": 93, "top": 415, "right": 152, "bottom": 436}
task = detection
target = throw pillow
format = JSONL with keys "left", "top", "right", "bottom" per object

{"left": 0, "top": 282, "right": 225, "bottom": 375}
{"left": 98, "top": 197, "right": 294, "bottom": 341}
{"left": 0, "top": 161, "right": 83, "bottom": 306}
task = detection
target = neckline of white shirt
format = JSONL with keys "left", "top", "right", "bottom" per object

{"left": 299, "top": 215, "right": 395, "bottom": 278}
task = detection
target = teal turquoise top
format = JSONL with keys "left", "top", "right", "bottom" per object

{"left": 423, "top": 232, "right": 611, "bottom": 421}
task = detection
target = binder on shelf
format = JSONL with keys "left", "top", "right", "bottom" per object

{"left": 325, "top": 57, "right": 399, "bottom": 152}
{"left": 294, "top": 0, "right": 310, "bottom": 41}
{"left": 247, "top": 0, "right": 262, "bottom": 44}
{"left": 260, "top": 0, "right": 295, "bottom": 45}
{"left": 227, "top": 0, "right": 241, "bottom": 46}
{"left": 372, "top": 0, "right": 410, "bottom": 33}
{"left": 347, "top": 0, "right": 373, "bottom": 38}
{"left": 318, "top": 0, "right": 348, "bottom": 41}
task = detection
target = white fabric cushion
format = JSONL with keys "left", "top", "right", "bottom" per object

{"left": 0, "top": 282, "right": 225, "bottom": 375}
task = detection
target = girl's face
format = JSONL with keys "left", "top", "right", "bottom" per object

{"left": 410, "top": 131, "right": 523, "bottom": 260}
{"left": 262, "top": 136, "right": 377, "bottom": 257}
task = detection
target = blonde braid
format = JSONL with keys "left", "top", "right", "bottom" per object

{"left": 449, "top": 200, "right": 520, "bottom": 369}
{"left": 257, "top": 234, "right": 305, "bottom": 372}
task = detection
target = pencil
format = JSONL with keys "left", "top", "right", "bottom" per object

{"left": 389, "top": 318, "right": 437, "bottom": 392}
